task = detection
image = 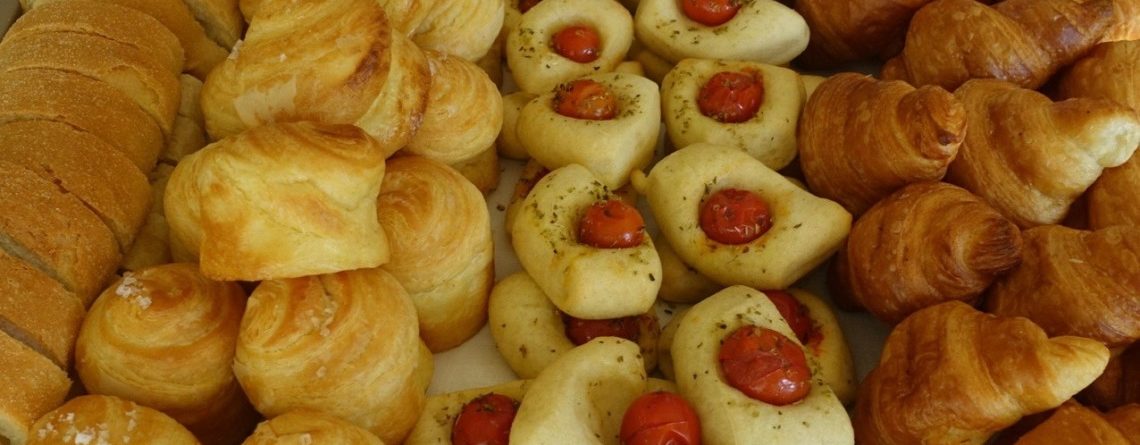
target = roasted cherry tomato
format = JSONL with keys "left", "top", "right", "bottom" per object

{"left": 763, "top": 290, "right": 814, "bottom": 344}
{"left": 579, "top": 199, "right": 645, "bottom": 248}
{"left": 552, "top": 25, "right": 602, "bottom": 63}
{"left": 553, "top": 79, "right": 618, "bottom": 120}
{"left": 518, "top": 0, "right": 542, "bottom": 13}
{"left": 563, "top": 313, "right": 642, "bottom": 345}
{"left": 452, "top": 393, "right": 519, "bottom": 445}
{"left": 697, "top": 71, "right": 764, "bottom": 123}
{"left": 699, "top": 188, "right": 773, "bottom": 245}
{"left": 681, "top": 0, "right": 740, "bottom": 27}
{"left": 620, "top": 391, "right": 702, "bottom": 445}
{"left": 718, "top": 325, "right": 811, "bottom": 406}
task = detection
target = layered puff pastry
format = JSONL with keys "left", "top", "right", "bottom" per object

{"left": 406, "top": 379, "right": 530, "bottom": 445}
{"left": 1012, "top": 402, "right": 1137, "bottom": 445}
{"left": 671, "top": 286, "right": 853, "bottom": 444}
{"left": 881, "top": 0, "right": 1113, "bottom": 91}
{"left": 0, "top": 329, "right": 71, "bottom": 445}
{"left": 404, "top": 50, "right": 503, "bottom": 166}
{"left": 200, "top": 0, "right": 431, "bottom": 156}
{"left": 488, "top": 272, "right": 660, "bottom": 378}
{"left": 75, "top": 263, "right": 256, "bottom": 445}
{"left": 793, "top": 0, "right": 934, "bottom": 68}
{"left": 510, "top": 164, "right": 662, "bottom": 319}
{"left": 407, "top": 0, "right": 505, "bottom": 61}
{"left": 634, "top": 0, "right": 808, "bottom": 65}
{"left": 986, "top": 225, "right": 1140, "bottom": 348}
{"left": 1088, "top": 155, "right": 1140, "bottom": 230}
{"left": 26, "top": 395, "right": 200, "bottom": 445}
{"left": 947, "top": 79, "right": 1140, "bottom": 228}
{"left": 832, "top": 182, "right": 1023, "bottom": 324}
{"left": 1058, "top": 40, "right": 1140, "bottom": 112}
{"left": 233, "top": 268, "right": 432, "bottom": 445}
{"left": 506, "top": 0, "right": 633, "bottom": 94}
{"left": 798, "top": 73, "right": 967, "bottom": 215}
{"left": 1097, "top": 0, "right": 1140, "bottom": 42}
{"left": 377, "top": 155, "right": 494, "bottom": 352}
{"left": 853, "top": 301, "right": 1110, "bottom": 445}
{"left": 516, "top": 72, "right": 660, "bottom": 189}
{"left": 661, "top": 59, "right": 805, "bottom": 170}
{"left": 122, "top": 164, "right": 177, "bottom": 271}
{"left": 242, "top": 410, "right": 384, "bottom": 445}
{"left": 165, "top": 122, "right": 390, "bottom": 281}
{"left": 634, "top": 143, "right": 851, "bottom": 290}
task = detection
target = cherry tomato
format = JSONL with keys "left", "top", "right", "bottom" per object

{"left": 452, "top": 393, "right": 519, "bottom": 445}
{"left": 699, "top": 188, "right": 773, "bottom": 245}
{"left": 620, "top": 391, "right": 702, "bottom": 445}
{"left": 697, "top": 71, "right": 764, "bottom": 123}
{"left": 553, "top": 79, "right": 618, "bottom": 120}
{"left": 718, "top": 326, "right": 812, "bottom": 406}
{"left": 518, "top": 0, "right": 542, "bottom": 13}
{"left": 579, "top": 199, "right": 645, "bottom": 248}
{"left": 552, "top": 25, "right": 602, "bottom": 63}
{"left": 563, "top": 313, "right": 642, "bottom": 345}
{"left": 513, "top": 166, "right": 550, "bottom": 201}
{"left": 763, "top": 290, "right": 814, "bottom": 344}
{"left": 681, "top": 0, "right": 740, "bottom": 27}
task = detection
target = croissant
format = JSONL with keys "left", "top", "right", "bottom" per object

{"left": 634, "top": 0, "right": 808, "bottom": 65}
{"left": 832, "top": 182, "right": 1022, "bottom": 324}
{"left": 798, "top": 73, "right": 966, "bottom": 215}
{"left": 853, "top": 301, "right": 1111, "bottom": 445}
{"left": 243, "top": 410, "right": 384, "bottom": 445}
{"left": 881, "top": 0, "right": 1113, "bottom": 90}
{"left": 1058, "top": 41, "right": 1140, "bottom": 111}
{"left": 1088, "top": 156, "right": 1140, "bottom": 229}
{"left": 1013, "top": 402, "right": 1134, "bottom": 445}
{"left": 25, "top": 395, "right": 200, "bottom": 445}
{"left": 1104, "top": 404, "right": 1140, "bottom": 443}
{"left": 947, "top": 79, "right": 1140, "bottom": 228}
{"left": 793, "top": 0, "right": 932, "bottom": 67}
{"left": 404, "top": 50, "right": 503, "bottom": 166}
{"left": 0, "top": 328, "right": 71, "bottom": 445}
{"left": 1095, "top": 0, "right": 1140, "bottom": 41}
{"left": 1082, "top": 343, "right": 1140, "bottom": 410}
{"left": 986, "top": 225, "right": 1140, "bottom": 347}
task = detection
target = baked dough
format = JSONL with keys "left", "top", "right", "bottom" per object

{"left": 122, "top": 165, "right": 176, "bottom": 272}
{"left": 506, "top": 0, "right": 633, "bottom": 94}
{"left": 0, "top": 329, "right": 71, "bottom": 445}
{"left": 634, "top": 0, "right": 808, "bottom": 65}
{"left": 182, "top": 0, "right": 243, "bottom": 49}
{"left": 447, "top": 143, "right": 501, "bottom": 195}
{"left": 163, "top": 74, "right": 208, "bottom": 165}
{"left": 406, "top": 379, "right": 530, "bottom": 445}
{"left": 497, "top": 91, "right": 538, "bottom": 160}
{"left": 1058, "top": 41, "right": 1140, "bottom": 111}
{"left": 654, "top": 234, "right": 721, "bottom": 304}
{"left": 410, "top": 0, "right": 505, "bottom": 61}
{"left": 242, "top": 410, "right": 384, "bottom": 445}
{"left": 0, "top": 249, "right": 84, "bottom": 369}
{"left": 25, "top": 395, "right": 200, "bottom": 445}
{"left": 405, "top": 50, "right": 503, "bottom": 165}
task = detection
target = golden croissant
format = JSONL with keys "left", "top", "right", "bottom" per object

{"left": 793, "top": 0, "right": 931, "bottom": 67}
{"left": 1012, "top": 401, "right": 1136, "bottom": 445}
{"left": 1081, "top": 343, "right": 1140, "bottom": 411}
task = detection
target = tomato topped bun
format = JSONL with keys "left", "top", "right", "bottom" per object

{"left": 620, "top": 391, "right": 702, "bottom": 445}
{"left": 507, "top": 0, "right": 633, "bottom": 94}
{"left": 633, "top": 0, "right": 808, "bottom": 65}
{"left": 405, "top": 380, "right": 531, "bottom": 445}
{"left": 671, "top": 286, "right": 853, "bottom": 444}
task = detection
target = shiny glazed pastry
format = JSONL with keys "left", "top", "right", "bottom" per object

{"left": 832, "top": 182, "right": 1022, "bottom": 324}
{"left": 242, "top": 410, "right": 384, "bottom": 445}
{"left": 75, "top": 263, "right": 256, "bottom": 444}
{"left": 854, "top": 301, "right": 1110, "bottom": 445}
{"left": 25, "top": 395, "right": 200, "bottom": 445}
{"left": 661, "top": 59, "right": 805, "bottom": 170}
{"left": 233, "top": 268, "right": 431, "bottom": 444}
{"left": 405, "top": 379, "right": 530, "bottom": 445}
{"left": 634, "top": 0, "right": 808, "bottom": 65}
{"left": 798, "top": 73, "right": 966, "bottom": 215}
{"left": 165, "top": 122, "right": 389, "bottom": 281}
{"left": 404, "top": 50, "right": 503, "bottom": 166}
{"left": 947, "top": 79, "right": 1140, "bottom": 228}
{"left": 377, "top": 155, "right": 493, "bottom": 352}
{"left": 506, "top": 0, "right": 633, "bottom": 94}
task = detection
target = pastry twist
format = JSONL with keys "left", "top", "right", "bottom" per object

{"left": 404, "top": 50, "right": 503, "bottom": 165}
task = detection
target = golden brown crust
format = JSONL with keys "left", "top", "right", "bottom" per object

{"left": 405, "top": 50, "right": 503, "bottom": 165}
{"left": 182, "top": 0, "right": 243, "bottom": 48}
{"left": 0, "top": 249, "right": 83, "bottom": 369}
{"left": 1082, "top": 344, "right": 1140, "bottom": 410}
{"left": 0, "top": 330, "right": 71, "bottom": 445}
{"left": 794, "top": 0, "right": 930, "bottom": 67}
{"left": 1100, "top": 0, "right": 1140, "bottom": 41}
{"left": 122, "top": 165, "right": 176, "bottom": 272}
{"left": 1104, "top": 404, "right": 1140, "bottom": 444}
{"left": 1014, "top": 402, "right": 1132, "bottom": 445}
{"left": 1088, "top": 156, "right": 1140, "bottom": 230}
{"left": 243, "top": 410, "right": 384, "bottom": 445}
{"left": 26, "top": 395, "right": 200, "bottom": 445}
{"left": 1057, "top": 40, "right": 1140, "bottom": 111}
{"left": 447, "top": 143, "right": 501, "bottom": 195}
{"left": 411, "top": 0, "right": 504, "bottom": 61}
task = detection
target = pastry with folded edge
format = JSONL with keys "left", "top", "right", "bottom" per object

{"left": 498, "top": 91, "right": 538, "bottom": 160}
{"left": 1008, "top": 401, "right": 1135, "bottom": 445}
{"left": 0, "top": 249, "right": 84, "bottom": 370}
{"left": 517, "top": 72, "right": 660, "bottom": 189}
{"left": 1094, "top": 0, "right": 1140, "bottom": 42}
{"left": 378, "top": 156, "right": 493, "bottom": 352}
{"left": 662, "top": 59, "right": 805, "bottom": 170}
{"left": 671, "top": 285, "right": 854, "bottom": 444}
{"left": 854, "top": 301, "right": 1110, "bottom": 445}
{"left": 0, "top": 329, "right": 71, "bottom": 445}
{"left": 633, "top": 143, "right": 851, "bottom": 290}
{"left": 165, "top": 122, "right": 389, "bottom": 281}
{"left": 406, "top": 379, "right": 530, "bottom": 445}
{"left": 234, "top": 268, "right": 432, "bottom": 444}
{"left": 405, "top": 51, "right": 503, "bottom": 166}
{"left": 1082, "top": 343, "right": 1140, "bottom": 410}
{"left": 799, "top": 73, "right": 966, "bottom": 215}
{"left": 947, "top": 79, "right": 1140, "bottom": 228}
{"left": 242, "top": 410, "right": 384, "bottom": 445}
{"left": 510, "top": 164, "right": 662, "bottom": 319}
{"left": 634, "top": 0, "right": 807, "bottom": 65}
{"left": 1058, "top": 40, "right": 1140, "bottom": 111}
{"left": 25, "top": 395, "right": 200, "bottom": 445}
{"left": 832, "top": 182, "right": 1022, "bottom": 324}
{"left": 506, "top": 0, "right": 633, "bottom": 94}
{"left": 76, "top": 263, "right": 257, "bottom": 445}
{"left": 1089, "top": 153, "right": 1140, "bottom": 230}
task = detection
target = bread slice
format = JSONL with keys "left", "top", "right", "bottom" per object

{"left": 0, "top": 329, "right": 71, "bottom": 445}
{"left": 0, "top": 249, "right": 84, "bottom": 369}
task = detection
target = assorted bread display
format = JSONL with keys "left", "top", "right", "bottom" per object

{"left": 1, "top": 0, "right": 1138, "bottom": 443}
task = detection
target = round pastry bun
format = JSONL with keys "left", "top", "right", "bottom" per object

{"left": 447, "top": 143, "right": 502, "bottom": 195}
{"left": 506, "top": 0, "right": 633, "bottom": 94}
{"left": 405, "top": 50, "right": 503, "bottom": 165}
{"left": 27, "top": 395, "right": 200, "bottom": 445}
{"left": 634, "top": 0, "right": 808, "bottom": 64}
{"left": 405, "top": 380, "right": 531, "bottom": 445}
{"left": 242, "top": 410, "right": 383, "bottom": 445}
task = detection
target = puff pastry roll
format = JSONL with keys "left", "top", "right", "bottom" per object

{"left": 511, "top": 164, "right": 662, "bottom": 319}
{"left": 516, "top": 72, "right": 660, "bottom": 189}
{"left": 1083, "top": 342, "right": 1140, "bottom": 410}
{"left": 793, "top": 0, "right": 932, "bottom": 68}
{"left": 832, "top": 182, "right": 1022, "bottom": 324}
{"left": 1058, "top": 41, "right": 1140, "bottom": 111}
{"left": 165, "top": 122, "right": 389, "bottom": 281}
{"left": 0, "top": 329, "right": 71, "bottom": 445}
{"left": 242, "top": 410, "right": 384, "bottom": 445}
{"left": 948, "top": 79, "right": 1140, "bottom": 228}
{"left": 506, "top": 0, "right": 633, "bottom": 94}
{"left": 405, "top": 51, "right": 503, "bottom": 165}
{"left": 661, "top": 59, "right": 804, "bottom": 170}
{"left": 498, "top": 91, "right": 538, "bottom": 160}
{"left": 0, "top": 249, "right": 84, "bottom": 369}
{"left": 410, "top": 0, "right": 505, "bottom": 61}
{"left": 1012, "top": 402, "right": 1134, "bottom": 445}
{"left": 671, "top": 286, "right": 853, "bottom": 444}
{"left": 76, "top": 264, "right": 256, "bottom": 445}
{"left": 798, "top": 73, "right": 966, "bottom": 215}
{"left": 854, "top": 301, "right": 1110, "bottom": 445}
{"left": 986, "top": 225, "right": 1140, "bottom": 347}
{"left": 200, "top": 0, "right": 431, "bottom": 155}
{"left": 881, "top": 0, "right": 1113, "bottom": 90}
{"left": 377, "top": 156, "right": 493, "bottom": 352}
{"left": 234, "top": 268, "right": 431, "bottom": 444}
{"left": 634, "top": 0, "right": 808, "bottom": 65}
{"left": 634, "top": 143, "right": 851, "bottom": 290}
{"left": 25, "top": 395, "right": 200, "bottom": 445}
{"left": 406, "top": 380, "right": 530, "bottom": 445}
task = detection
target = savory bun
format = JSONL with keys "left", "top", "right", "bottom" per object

{"left": 497, "top": 91, "right": 537, "bottom": 160}
{"left": 634, "top": 143, "right": 851, "bottom": 290}
{"left": 0, "top": 329, "right": 71, "bottom": 445}
{"left": 165, "top": 122, "right": 390, "bottom": 281}
{"left": 234, "top": 268, "right": 431, "bottom": 444}
{"left": 378, "top": 156, "right": 494, "bottom": 352}
{"left": 516, "top": 72, "right": 660, "bottom": 189}
{"left": 653, "top": 234, "right": 721, "bottom": 304}
{"left": 242, "top": 410, "right": 384, "bottom": 445}
{"left": 671, "top": 286, "right": 853, "bottom": 443}
{"left": 506, "top": 0, "right": 633, "bottom": 94}
{"left": 405, "top": 51, "right": 503, "bottom": 165}
{"left": 26, "top": 395, "right": 199, "bottom": 445}
{"left": 76, "top": 263, "right": 256, "bottom": 445}
{"left": 661, "top": 59, "right": 804, "bottom": 170}
{"left": 634, "top": 0, "right": 808, "bottom": 65}
{"left": 503, "top": 159, "right": 548, "bottom": 235}
{"left": 510, "top": 164, "right": 661, "bottom": 319}
{"left": 406, "top": 380, "right": 530, "bottom": 445}
{"left": 0, "top": 249, "right": 84, "bottom": 369}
